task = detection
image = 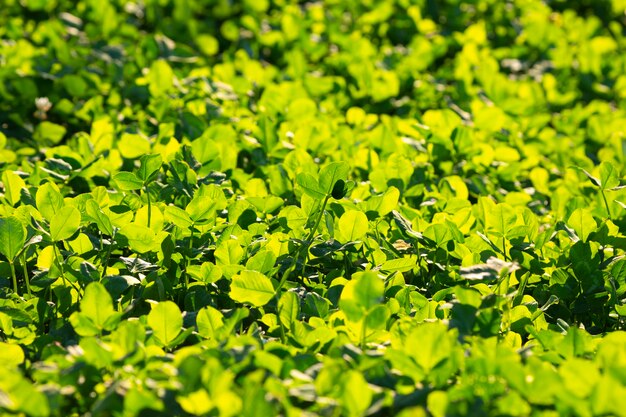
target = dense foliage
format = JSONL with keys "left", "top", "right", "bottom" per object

{"left": 2, "top": 0, "right": 626, "bottom": 415}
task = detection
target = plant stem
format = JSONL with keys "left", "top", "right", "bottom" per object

{"left": 53, "top": 243, "right": 67, "bottom": 287}
{"left": 276, "top": 256, "right": 298, "bottom": 294}
{"left": 146, "top": 185, "right": 152, "bottom": 228}
{"left": 9, "top": 261, "right": 18, "bottom": 295}
{"left": 601, "top": 190, "right": 612, "bottom": 220}
{"left": 21, "top": 253, "right": 31, "bottom": 297}
{"left": 276, "top": 195, "right": 330, "bottom": 294}
{"left": 53, "top": 243, "right": 81, "bottom": 295}
{"left": 101, "top": 229, "right": 116, "bottom": 278}
{"left": 305, "top": 195, "right": 330, "bottom": 244}
{"left": 185, "top": 227, "right": 194, "bottom": 287}
{"left": 301, "top": 195, "right": 331, "bottom": 270}
{"left": 277, "top": 303, "right": 287, "bottom": 344}
{"left": 502, "top": 236, "right": 509, "bottom": 261}
{"left": 360, "top": 319, "right": 367, "bottom": 350}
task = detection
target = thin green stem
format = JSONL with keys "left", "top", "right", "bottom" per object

{"left": 301, "top": 196, "right": 331, "bottom": 270}
{"left": 9, "top": 261, "right": 18, "bottom": 295}
{"left": 276, "top": 195, "right": 331, "bottom": 294}
{"left": 21, "top": 253, "right": 31, "bottom": 297}
{"left": 53, "top": 243, "right": 81, "bottom": 295}
{"left": 415, "top": 240, "right": 425, "bottom": 286}
{"left": 101, "top": 229, "right": 116, "bottom": 278}
{"left": 502, "top": 236, "right": 509, "bottom": 261}
{"left": 53, "top": 244, "right": 67, "bottom": 286}
{"left": 276, "top": 257, "right": 298, "bottom": 294}
{"left": 601, "top": 189, "right": 612, "bottom": 221}
{"left": 360, "top": 319, "right": 367, "bottom": 350}
{"left": 277, "top": 304, "right": 287, "bottom": 344}
{"left": 305, "top": 195, "right": 330, "bottom": 244}
{"left": 185, "top": 227, "right": 194, "bottom": 288}
{"left": 513, "top": 272, "right": 529, "bottom": 307}
{"left": 146, "top": 185, "right": 152, "bottom": 228}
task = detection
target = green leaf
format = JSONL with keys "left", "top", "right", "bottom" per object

{"left": 148, "top": 59, "right": 174, "bottom": 97}
{"left": 118, "top": 133, "right": 151, "bottom": 159}
{"left": 364, "top": 304, "right": 390, "bottom": 330}
{"left": 230, "top": 270, "right": 275, "bottom": 307}
{"left": 0, "top": 216, "right": 26, "bottom": 261}
{"left": 80, "top": 282, "right": 115, "bottom": 329}
{"left": 164, "top": 205, "right": 193, "bottom": 228}
{"left": 113, "top": 172, "right": 144, "bottom": 190}
{"left": 403, "top": 322, "right": 454, "bottom": 373}
{"left": 0, "top": 342, "right": 24, "bottom": 367}
{"left": 331, "top": 179, "right": 347, "bottom": 199}
{"left": 2, "top": 170, "right": 26, "bottom": 206}
{"left": 558, "top": 327, "right": 593, "bottom": 358}
{"left": 147, "top": 301, "right": 183, "bottom": 347}
{"left": 278, "top": 291, "right": 299, "bottom": 328}
{"left": 196, "top": 306, "right": 225, "bottom": 339}
{"left": 599, "top": 161, "right": 620, "bottom": 190}
{"left": 424, "top": 223, "right": 453, "bottom": 247}
{"left": 392, "top": 210, "right": 425, "bottom": 242}
{"left": 247, "top": 196, "right": 284, "bottom": 214}
{"left": 179, "top": 390, "right": 214, "bottom": 416}
{"left": 336, "top": 210, "right": 368, "bottom": 242}
{"left": 187, "top": 262, "right": 222, "bottom": 284}
{"left": 2, "top": 372, "right": 51, "bottom": 417}
{"left": 215, "top": 240, "right": 244, "bottom": 266}
{"left": 124, "top": 388, "right": 164, "bottom": 416}
{"left": 85, "top": 199, "right": 114, "bottom": 236}
{"left": 567, "top": 208, "right": 597, "bottom": 243}
{"left": 137, "top": 154, "right": 163, "bottom": 182}
{"left": 296, "top": 172, "right": 326, "bottom": 200}
{"left": 50, "top": 206, "right": 81, "bottom": 242}
{"left": 34, "top": 121, "right": 66, "bottom": 144}
{"left": 186, "top": 195, "right": 216, "bottom": 224}
{"left": 69, "top": 312, "right": 100, "bottom": 337}
{"left": 371, "top": 186, "right": 400, "bottom": 215}
{"left": 121, "top": 224, "right": 156, "bottom": 253}
{"left": 35, "top": 182, "right": 64, "bottom": 220}
{"left": 245, "top": 250, "right": 277, "bottom": 275}
{"left": 318, "top": 161, "right": 350, "bottom": 195}
{"left": 381, "top": 257, "right": 416, "bottom": 273}
{"left": 486, "top": 203, "right": 517, "bottom": 239}
{"left": 353, "top": 271, "right": 384, "bottom": 310}
{"left": 196, "top": 34, "right": 219, "bottom": 56}
{"left": 340, "top": 271, "right": 384, "bottom": 321}
{"left": 341, "top": 371, "right": 372, "bottom": 416}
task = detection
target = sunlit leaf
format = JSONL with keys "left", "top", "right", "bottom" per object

{"left": 147, "top": 301, "right": 183, "bottom": 347}
{"left": 50, "top": 206, "right": 81, "bottom": 241}
{"left": 0, "top": 216, "right": 26, "bottom": 261}
{"left": 567, "top": 208, "right": 597, "bottom": 243}
{"left": 230, "top": 270, "right": 275, "bottom": 307}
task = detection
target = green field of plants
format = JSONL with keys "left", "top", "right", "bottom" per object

{"left": 2, "top": 0, "right": 626, "bottom": 415}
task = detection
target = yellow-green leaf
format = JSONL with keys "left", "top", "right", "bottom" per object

{"left": 147, "top": 301, "right": 183, "bottom": 347}
{"left": 50, "top": 206, "right": 81, "bottom": 242}
{"left": 230, "top": 270, "right": 275, "bottom": 307}
{"left": 568, "top": 208, "right": 597, "bottom": 243}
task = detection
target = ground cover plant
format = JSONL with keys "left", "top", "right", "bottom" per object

{"left": 1, "top": 0, "right": 626, "bottom": 415}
